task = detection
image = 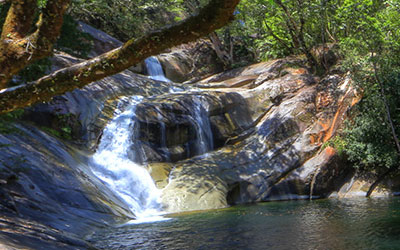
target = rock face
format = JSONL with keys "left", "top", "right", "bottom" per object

{"left": 157, "top": 40, "right": 225, "bottom": 83}
{"left": 0, "top": 125, "right": 131, "bottom": 249}
{"left": 157, "top": 58, "right": 362, "bottom": 212}
{"left": 132, "top": 91, "right": 252, "bottom": 163}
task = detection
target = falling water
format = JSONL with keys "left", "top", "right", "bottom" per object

{"left": 191, "top": 96, "right": 214, "bottom": 155}
{"left": 90, "top": 57, "right": 215, "bottom": 223}
{"left": 90, "top": 96, "right": 166, "bottom": 222}
{"left": 145, "top": 56, "right": 171, "bottom": 82}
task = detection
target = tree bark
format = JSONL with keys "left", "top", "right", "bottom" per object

{"left": 0, "top": 0, "right": 70, "bottom": 87}
{"left": 0, "top": 0, "right": 240, "bottom": 114}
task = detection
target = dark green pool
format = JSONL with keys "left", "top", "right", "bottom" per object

{"left": 88, "top": 198, "right": 400, "bottom": 249}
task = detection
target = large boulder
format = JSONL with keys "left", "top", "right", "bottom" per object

{"left": 77, "top": 21, "right": 145, "bottom": 73}
{"left": 158, "top": 40, "right": 225, "bottom": 83}
{"left": 131, "top": 91, "right": 253, "bottom": 163}
{"left": 160, "top": 57, "right": 363, "bottom": 213}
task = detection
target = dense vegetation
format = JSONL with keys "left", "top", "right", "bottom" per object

{"left": 219, "top": 0, "right": 400, "bottom": 185}
{"left": 0, "top": 0, "right": 399, "bottom": 186}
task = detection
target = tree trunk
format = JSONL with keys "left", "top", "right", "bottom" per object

{"left": 209, "top": 31, "right": 233, "bottom": 68}
{"left": 0, "top": 0, "right": 70, "bottom": 88}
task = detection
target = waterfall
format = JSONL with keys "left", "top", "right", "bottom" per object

{"left": 89, "top": 58, "right": 214, "bottom": 223}
{"left": 145, "top": 56, "right": 171, "bottom": 82}
{"left": 90, "top": 96, "right": 166, "bottom": 223}
{"left": 191, "top": 96, "right": 214, "bottom": 155}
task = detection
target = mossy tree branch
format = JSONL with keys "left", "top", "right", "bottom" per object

{"left": 0, "top": 0, "right": 240, "bottom": 114}
{"left": 0, "top": 0, "right": 71, "bottom": 87}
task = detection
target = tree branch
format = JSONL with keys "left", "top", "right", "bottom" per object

{"left": 0, "top": 0, "right": 70, "bottom": 87}
{"left": 0, "top": 0, "right": 240, "bottom": 114}
{"left": 262, "top": 19, "right": 293, "bottom": 53}
{"left": 31, "top": 0, "right": 71, "bottom": 58}
{"left": 0, "top": 0, "right": 36, "bottom": 40}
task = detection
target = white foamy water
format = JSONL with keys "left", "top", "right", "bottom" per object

{"left": 90, "top": 96, "right": 167, "bottom": 221}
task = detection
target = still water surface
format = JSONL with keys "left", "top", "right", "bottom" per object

{"left": 88, "top": 198, "right": 400, "bottom": 250}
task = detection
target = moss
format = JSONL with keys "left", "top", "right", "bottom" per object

{"left": 40, "top": 127, "right": 58, "bottom": 137}
{"left": 39, "top": 113, "right": 74, "bottom": 140}
{"left": 322, "top": 135, "right": 347, "bottom": 156}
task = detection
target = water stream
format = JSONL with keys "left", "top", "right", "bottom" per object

{"left": 191, "top": 95, "right": 214, "bottom": 155}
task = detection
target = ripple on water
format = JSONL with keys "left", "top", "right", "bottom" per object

{"left": 87, "top": 197, "right": 400, "bottom": 250}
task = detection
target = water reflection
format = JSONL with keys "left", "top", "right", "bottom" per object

{"left": 88, "top": 198, "right": 400, "bottom": 250}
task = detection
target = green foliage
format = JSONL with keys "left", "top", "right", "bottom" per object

{"left": 37, "top": 0, "right": 48, "bottom": 9}
{"left": 39, "top": 113, "right": 75, "bottom": 140}
{"left": 69, "top": 0, "right": 197, "bottom": 41}
{"left": 40, "top": 126, "right": 72, "bottom": 140}
{"left": 342, "top": 66, "right": 400, "bottom": 172}
{"left": 323, "top": 135, "right": 348, "bottom": 156}
{"left": 338, "top": 1, "right": 400, "bottom": 173}
{"left": 16, "top": 58, "right": 52, "bottom": 85}
{"left": 56, "top": 15, "right": 93, "bottom": 58}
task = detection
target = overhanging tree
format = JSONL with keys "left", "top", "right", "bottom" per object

{"left": 0, "top": 0, "right": 240, "bottom": 114}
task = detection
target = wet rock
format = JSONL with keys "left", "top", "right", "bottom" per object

{"left": 331, "top": 172, "right": 400, "bottom": 198}
{"left": 158, "top": 52, "right": 193, "bottom": 83}
{"left": 0, "top": 125, "right": 132, "bottom": 249}
{"left": 77, "top": 21, "right": 122, "bottom": 58}
{"left": 132, "top": 92, "right": 253, "bottom": 163}
{"left": 147, "top": 163, "right": 173, "bottom": 189}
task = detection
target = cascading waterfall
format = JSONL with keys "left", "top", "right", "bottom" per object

{"left": 90, "top": 96, "right": 166, "bottom": 222}
{"left": 145, "top": 56, "right": 171, "bottom": 82}
{"left": 89, "top": 57, "right": 173, "bottom": 223}
{"left": 90, "top": 56, "right": 215, "bottom": 223}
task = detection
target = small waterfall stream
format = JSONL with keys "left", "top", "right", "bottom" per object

{"left": 145, "top": 56, "right": 171, "bottom": 82}
{"left": 191, "top": 96, "right": 214, "bottom": 155}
